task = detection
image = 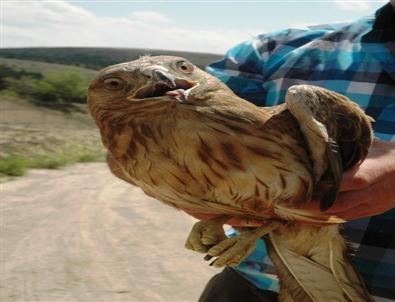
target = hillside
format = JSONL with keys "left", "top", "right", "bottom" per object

{"left": 0, "top": 57, "right": 97, "bottom": 78}
{"left": 0, "top": 58, "right": 104, "bottom": 180}
{"left": 0, "top": 47, "right": 223, "bottom": 70}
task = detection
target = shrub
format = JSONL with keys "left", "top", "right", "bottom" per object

{"left": 0, "top": 65, "right": 90, "bottom": 106}
{"left": 0, "top": 156, "right": 27, "bottom": 176}
{"left": 33, "top": 71, "right": 89, "bottom": 104}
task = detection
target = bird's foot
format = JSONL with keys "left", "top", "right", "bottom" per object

{"left": 204, "top": 221, "right": 284, "bottom": 268}
{"left": 184, "top": 216, "right": 229, "bottom": 253}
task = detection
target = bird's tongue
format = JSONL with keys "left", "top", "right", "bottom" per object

{"left": 165, "top": 89, "right": 187, "bottom": 102}
{"left": 165, "top": 89, "right": 184, "bottom": 97}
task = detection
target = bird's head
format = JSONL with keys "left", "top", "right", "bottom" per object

{"left": 88, "top": 55, "right": 233, "bottom": 119}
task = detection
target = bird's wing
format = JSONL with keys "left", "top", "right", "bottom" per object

{"left": 285, "top": 85, "right": 374, "bottom": 211}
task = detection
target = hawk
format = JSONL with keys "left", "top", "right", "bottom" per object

{"left": 88, "top": 56, "right": 374, "bottom": 301}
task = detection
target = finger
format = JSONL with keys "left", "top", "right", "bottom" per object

{"left": 331, "top": 201, "right": 392, "bottom": 220}
{"left": 326, "top": 182, "right": 395, "bottom": 218}
{"left": 339, "top": 165, "right": 361, "bottom": 191}
{"left": 330, "top": 203, "right": 374, "bottom": 220}
{"left": 325, "top": 184, "right": 374, "bottom": 213}
{"left": 340, "top": 168, "right": 375, "bottom": 192}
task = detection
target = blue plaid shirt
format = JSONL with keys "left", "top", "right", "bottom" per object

{"left": 207, "top": 3, "right": 395, "bottom": 301}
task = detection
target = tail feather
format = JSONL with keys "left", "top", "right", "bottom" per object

{"left": 265, "top": 226, "right": 374, "bottom": 302}
{"left": 328, "top": 239, "right": 373, "bottom": 301}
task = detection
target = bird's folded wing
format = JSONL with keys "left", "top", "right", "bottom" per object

{"left": 285, "top": 85, "right": 374, "bottom": 211}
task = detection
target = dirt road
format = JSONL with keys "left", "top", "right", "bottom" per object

{"left": 1, "top": 163, "right": 218, "bottom": 302}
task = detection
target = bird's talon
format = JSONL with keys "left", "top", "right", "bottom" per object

{"left": 203, "top": 234, "right": 258, "bottom": 267}
{"left": 185, "top": 218, "right": 227, "bottom": 253}
{"left": 201, "top": 236, "right": 216, "bottom": 245}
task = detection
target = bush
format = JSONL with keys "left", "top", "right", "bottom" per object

{"left": 0, "top": 156, "right": 27, "bottom": 176}
{"left": 31, "top": 71, "right": 89, "bottom": 104}
{"left": 0, "top": 65, "right": 90, "bottom": 106}
{"left": 0, "top": 64, "right": 41, "bottom": 89}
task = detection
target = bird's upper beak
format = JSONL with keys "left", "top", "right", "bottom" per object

{"left": 152, "top": 69, "right": 177, "bottom": 89}
{"left": 128, "top": 67, "right": 198, "bottom": 102}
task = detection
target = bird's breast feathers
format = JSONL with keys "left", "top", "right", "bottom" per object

{"left": 106, "top": 113, "right": 313, "bottom": 218}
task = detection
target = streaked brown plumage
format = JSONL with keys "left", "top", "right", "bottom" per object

{"left": 88, "top": 56, "right": 374, "bottom": 301}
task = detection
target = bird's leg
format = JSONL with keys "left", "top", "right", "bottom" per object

{"left": 205, "top": 220, "right": 285, "bottom": 268}
{"left": 184, "top": 216, "right": 230, "bottom": 253}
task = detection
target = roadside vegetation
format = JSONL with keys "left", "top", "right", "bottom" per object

{"left": 0, "top": 59, "right": 105, "bottom": 180}
{"left": 0, "top": 152, "right": 103, "bottom": 177}
{"left": 0, "top": 62, "right": 92, "bottom": 111}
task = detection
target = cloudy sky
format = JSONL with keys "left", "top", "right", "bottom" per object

{"left": 1, "top": 0, "right": 388, "bottom": 54}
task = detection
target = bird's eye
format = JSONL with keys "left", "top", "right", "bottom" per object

{"left": 103, "top": 77, "right": 125, "bottom": 91}
{"left": 176, "top": 61, "right": 194, "bottom": 74}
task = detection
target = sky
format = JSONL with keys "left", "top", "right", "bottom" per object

{"left": 1, "top": 0, "right": 389, "bottom": 54}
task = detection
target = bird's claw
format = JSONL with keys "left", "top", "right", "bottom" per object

{"left": 184, "top": 218, "right": 227, "bottom": 253}
{"left": 203, "top": 221, "right": 284, "bottom": 268}
{"left": 204, "top": 232, "right": 258, "bottom": 267}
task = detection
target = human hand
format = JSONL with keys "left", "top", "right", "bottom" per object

{"left": 302, "top": 139, "right": 395, "bottom": 220}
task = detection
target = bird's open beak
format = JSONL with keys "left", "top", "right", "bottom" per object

{"left": 152, "top": 69, "right": 177, "bottom": 89}
{"left": 128, "top": 69, "right": 198, "bottom": 102}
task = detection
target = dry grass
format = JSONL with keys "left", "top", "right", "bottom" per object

{"left": 0, "top": 95, "right": 105, "bottom": 180}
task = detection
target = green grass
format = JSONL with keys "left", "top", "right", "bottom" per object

{"left": 0, "top": 156, "right": 28, "bottom": 176}
{"left": 0, "top": 152, "right": 104, "bottom": 177}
